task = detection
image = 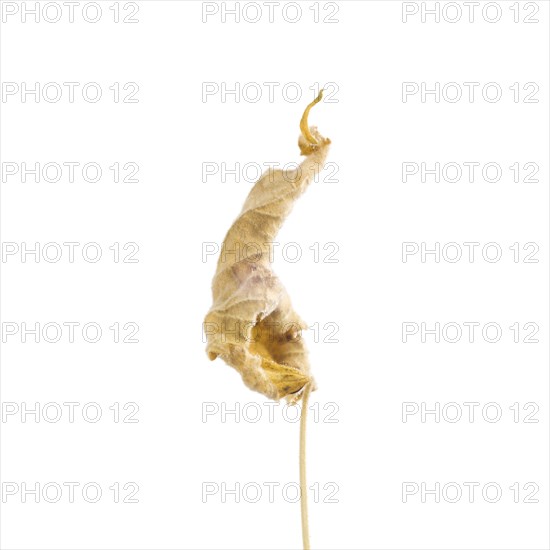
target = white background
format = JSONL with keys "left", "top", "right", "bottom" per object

{"left": 1, "top": 1, "right": 549, "bottom": 549}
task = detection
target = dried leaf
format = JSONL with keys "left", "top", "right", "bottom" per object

{"left": 204, "top": 92, "right": 330, "bottom": 403}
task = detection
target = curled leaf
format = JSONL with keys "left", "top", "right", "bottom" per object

{"left": 204, "top": 92, "right": 331, "bottom": 403}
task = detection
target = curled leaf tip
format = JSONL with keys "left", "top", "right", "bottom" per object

{"left": 300, "top": 89, "right": 324, "bottom": 146}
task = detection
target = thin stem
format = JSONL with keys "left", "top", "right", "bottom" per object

{"left": 300, "top": 383, "right": 312, "bottom": 550}
{"left": 300, "top": 90, "right": 324, "bottom": 145}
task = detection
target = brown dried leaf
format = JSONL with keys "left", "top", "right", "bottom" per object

{"left": 204, "top": 93, "right": 331, "bottom": 403}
